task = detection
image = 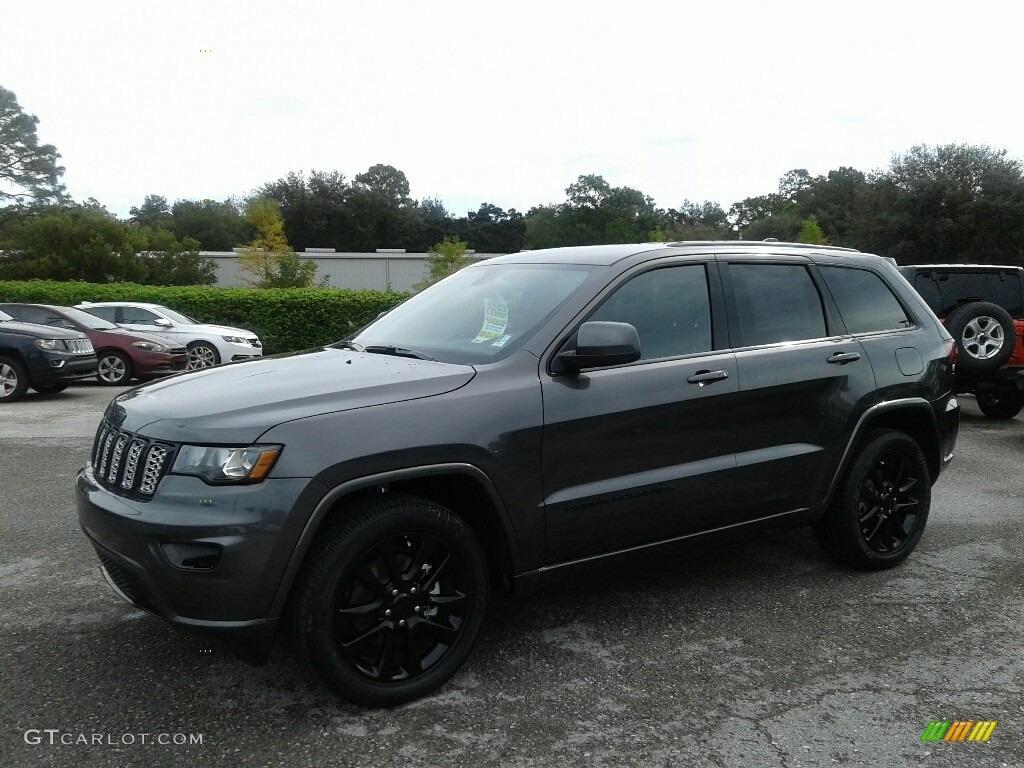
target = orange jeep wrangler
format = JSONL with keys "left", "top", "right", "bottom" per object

{"left": 899, "top": 264, "right": 1024, "bottom": 419}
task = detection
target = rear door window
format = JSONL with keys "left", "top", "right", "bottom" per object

{"left": 819, "top": 266, "right": 912, "bottom": 333}
{"left": 728, "top": 264, "right": 827, "bottom": 346}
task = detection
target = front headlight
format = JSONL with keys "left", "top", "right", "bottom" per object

{"left": 34, "top": 338, "right": 63, "bottom": 350}
{"left": 132, "top": 340, "right": 169, "bottom": 353}
{"left": 171, "top": 444, "right": 282, "bottom": 484}
{"left": 222, "top": 335, "right": 247, "bottom": 344}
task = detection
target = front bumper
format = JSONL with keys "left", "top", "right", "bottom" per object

{"left": 75, "top": 463, "right": 313, "bottom": 662}
{"left": 132, "top": 350, "right": 188, "bottom": 378}
{"left": 220, "top": 340, "right": 263, "bottom": 363}
{"left": 28, "top": 350, "right": 97, "bottom": 383}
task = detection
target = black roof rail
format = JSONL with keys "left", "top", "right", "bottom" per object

{"left": 664, "top": 240, "right": 860, "bottom": 253}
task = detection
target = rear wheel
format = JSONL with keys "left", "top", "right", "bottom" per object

{"left": 945, "top": 302, "right": 1015, "bottom": 375}
{"left": 813, "top": 429, "right": 931, "bottom": 570}
{"left": 0, "top": 356, "right": 30, "bottom": 403}
{"left": 292, "top": 494, "right": 488, "bottom": 708}
{"left": 97, "top": 351, "right": 133, "bottom": 385}
{"left": 976, "top": 386, "right": 1024, "bottom": 419}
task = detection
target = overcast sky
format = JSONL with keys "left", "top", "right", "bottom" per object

{"left": 3, "top": 0, "right": 1022, "bottom": 220}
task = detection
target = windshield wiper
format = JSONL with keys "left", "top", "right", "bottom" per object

{"left": 363, "top": 345, "right": 436, "bottom": 361}
{"left": 332, "top": 340, "right": 364, "bottom": 352}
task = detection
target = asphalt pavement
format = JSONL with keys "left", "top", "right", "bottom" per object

{"left": 1, "top": 384, "right": 1021, "bottom": 767}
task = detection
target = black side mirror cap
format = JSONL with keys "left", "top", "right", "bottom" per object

{"left": 557, "top": 321, "right": 641, "bottom": 372}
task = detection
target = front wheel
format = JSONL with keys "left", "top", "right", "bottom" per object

{"left": 976, "top": 387, "right": 1024, "bottom": 419}
{"left": 186, "top": 341, "right": 220, "bottom": 370}
{"left": 813, "top": 429, "right": 931, "bottom": 570}
{"left": 292, "top": 494, "right": 488, "bottom": 708}
{"left": 97, "top": 351, "right": 133, "bottom": 385}
{"left": 31, "top": 383, "right": 69, "bottom": 395}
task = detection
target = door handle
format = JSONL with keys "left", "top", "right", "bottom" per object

{"left": 687, "top": 369, "right": 730, "bottom": 385}
{"left": 827, "top": 351, "right": 861, "bottom": 365}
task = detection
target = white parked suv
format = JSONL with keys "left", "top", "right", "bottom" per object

{"left": 76, "top": 302, "right": 262, "bottom": 370}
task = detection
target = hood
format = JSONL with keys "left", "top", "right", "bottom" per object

{"left": 0, "top": 320, "right": 87, "bottom": 339}
{"left": 108, "top": 347, "right": 475, "bottom": 443}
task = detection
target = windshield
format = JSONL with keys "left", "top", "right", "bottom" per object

{"left": 57, "top": 306, "right": 119, "bottom": 330}
{"left": 156, "top": 307, "right": 199, "bottom": 324}
{"left": 351, "top": 263, "right": 594, "bottom": 364}
{"left": 0, "top": 309, "right": 11, "bottom": 322}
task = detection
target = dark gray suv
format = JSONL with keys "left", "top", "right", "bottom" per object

{"left": 77, "top": 241, "right": 960, "bottom": 707}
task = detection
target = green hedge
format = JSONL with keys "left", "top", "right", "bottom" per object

{"left": 0, "top": 281, "right": 408, "bottom": 355}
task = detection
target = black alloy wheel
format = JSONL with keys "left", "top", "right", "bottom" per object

{"left": 813, "top": 429, "right": 931, "bottom": 570}
{"left": 333, "top": 530, "right": 470, "bottom": 682}
{"left": 293, "top": 494, "right": 488, "bottom": 708}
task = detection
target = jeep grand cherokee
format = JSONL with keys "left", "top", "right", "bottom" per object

{"left": 77, "top": 241, "right": 960, "bottom": 707}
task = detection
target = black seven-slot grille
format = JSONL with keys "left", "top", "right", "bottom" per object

{"left": 92, "top": 421, "right": 175, "bottom": 499}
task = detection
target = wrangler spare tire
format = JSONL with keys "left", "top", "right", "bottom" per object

{"left": 945, "top": 301, "right": 1015, "bottom": 376}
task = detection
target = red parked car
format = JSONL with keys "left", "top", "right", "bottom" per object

{"left": 0, "top": 304, "right": 188, "bottom": 385}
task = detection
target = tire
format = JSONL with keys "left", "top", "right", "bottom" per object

{"left": 813, "top": 429, "right": 931, "bottom": 570}
{"left": 31, "top": 383, "right": 69, "bottom": 395}
{"left": 97, "top": 351, "right": 133, "bottom": 385}
{"left": 186, "top": 341, "right": 220, "bottom": 370}
{"left": 976, "top": 386, "right": 1024, "bottom": 419}
{"left": 0, "top": 356, "right": 30, "bottom": 403}
{"left": 945, "top": 302, "right": 1015, "bottom": 375}
{"left": 292, "top": 494, "right": 488, "bottom": 708}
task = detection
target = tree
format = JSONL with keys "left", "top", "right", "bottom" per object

{"left": 456, "top": 203, "right": 525, "bottom": 252}
{"left": 666, "top": 200, "right": 731, "bottom": 240}
{"left": 0, "top": 202, "right": 214, "bottom": 284}
{"left": 348, "top": 164, "right": 416, "bottom": 249}
{"left": 169, "top": 197, "right": 251, "bottom": 251}
{"left": 236, "top": 197, "right": 320, "bottom": 288}
{"left": 778, "top": 169, "right": 813, "bottom": 203}
{"left": 0, "top": 86, "right": 65, "bottom": 204}
{"left": 797, "top": 216, "right": 828, "bottom": 244}
{"left": 259, "top": 170, "right": 353, "bottom": 251}
{"left": 415, "top": 237, "right": 471, "bottom": 290}
{"left": 0, "top": 203, "right": 147, "bottom": 282}
{"left": 524, "top": 174, "right": 667, "bottom": 248}
{"left": 862, "top": 144, "right": 1024, "bottom": 264}
{"left": 354, "top": 163, "right": 411, "bottom": 205}
{"left": 128, "top": 194, "right": 173, "bottom": 230}
{"left": 136, "top": 228, "right": 217, "bottom": 285}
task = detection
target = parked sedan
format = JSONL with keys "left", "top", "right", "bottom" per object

{"left": 75, "top": 302, "right": 262, "bottom": 370}
{"left": 0, "top": 304, "right": 188, "bottom": 385}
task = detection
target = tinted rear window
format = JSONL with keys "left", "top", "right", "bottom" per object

{"left": 911, "top": 270, "right": 1024, "bottom": 317}
{"left": 819, "top": 267, "right": 912, "bottom": 334}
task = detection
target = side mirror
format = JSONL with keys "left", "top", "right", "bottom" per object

{"left": 556, "top": 321, "right": 641, "bottom": 372}
{"left": 154, "top": 318, "right": 173, "bottom": 328}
